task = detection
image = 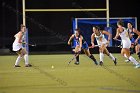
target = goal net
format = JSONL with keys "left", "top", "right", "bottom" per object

{"left": 72, "top": 17, "right": 137, "bottom": 48}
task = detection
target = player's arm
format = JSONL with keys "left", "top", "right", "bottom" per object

{"left": 18, "top": 32, "right": 24, "bottom": 43}
{"left": 135, "top": 36, "right": 140, "bottom": 44}
{"left": 127, "top": 30, "right": 132, "bottom": 38}
{"left": 133, "top": 28, "right": 140, "bottom": 44}
{"left": 91, "top": 33, "right": 95, "bottom": 47}
{"left": 102, "top": 30, "right": 111, "bottom": 42}
{"left": 113, "top": 28, "right": 120, "bottom": 40}
{"left": 79, "top": 35, "right": 83, "bottom": 51}
{"left": 133, "top": 28, "right": 140, "bottom": 36}
{"left": 68, "top": 34, "right": 74, "bottom": 45}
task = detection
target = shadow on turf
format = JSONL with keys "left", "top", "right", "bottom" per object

{"left": 31, "top": 64, "right": 68, "bottom": 86}
{"left": 1, "top": 84, "right": 140, "bottom": 93}
{"left": 99, "top": 87, "right": 140, "bottom": 93}
{"left": 102, "top": 65, "right": 137, "bottom": 87}
{"left": 80, "top": 54, "right": 138, "bottom": 87}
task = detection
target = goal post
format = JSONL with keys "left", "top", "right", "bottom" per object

{"left": 22, "top": 0, "right": 110, "bottom": 53}
{"left": 22, "top": 0, "right": 110, "bottom": 27}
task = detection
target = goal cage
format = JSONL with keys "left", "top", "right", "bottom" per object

{"left": 72, "top": 17, "right": 137, "bottom": 48}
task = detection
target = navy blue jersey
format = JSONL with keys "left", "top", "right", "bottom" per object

{"left": 127, "top": 28, "right": 137, "bottom": 39}
{"left": 74, "top": 35, "right": 88, "bottom": 49}
{"left": 74, "top": 35, "right": 86, "bottom": 45}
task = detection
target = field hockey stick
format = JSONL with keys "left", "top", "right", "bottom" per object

{"left": 89, "top": 45, "right": 101, "bottom": 48}
{"left": 22, "top": 42, "right": 36, "bottom": 47}
{"left": 113, "top": 38, "right": 122, "bottom": 48}
{"left": 113, "top": 38, "right": 122, "bottom": 42}
{"left": 28, "top": 43, "right": 36, "bottom": 46}
{"left": 68, "top": 51, "right": 80, "bottom": 65}
{"left": 114, "top": 40, "right": 122, "bottom": 47}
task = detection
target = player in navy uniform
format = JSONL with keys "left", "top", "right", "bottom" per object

{"left": 68, "top": 28, "right": 98, "bottom": 65}
{"left": 127, "top": 22, "right": 140, "bottom": 59}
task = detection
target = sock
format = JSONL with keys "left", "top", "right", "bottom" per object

{"left": 24, "top": 54, "right": 29, "bottom": 65}
{"left": 75, "top": 53, "right": 79, "bottom": 62}
{"left": 89, "top": 54, "right": 97, "bottom": 62}
{"left": 100, "top": 53, "right": 104, "bottom": 62}
{"left": 137, "top": 52, "right": 140, "bottom": 58}
{"left": 109, "top": 53, "right": 115, "bottom": 61}
{"left": 15, "top": 56, "right": 22, "bottom": 65}
{"left": 129, "top": 56, "right": 139, "bottom": 65}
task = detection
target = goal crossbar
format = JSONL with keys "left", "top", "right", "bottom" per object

{"left": 25, "top": 9, "right": 107, "bottom": 12}
{"left": 22, "top": 0, "right": 110, "bottom": 27}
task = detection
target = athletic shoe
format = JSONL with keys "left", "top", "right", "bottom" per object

{"left": 113, "top": 58, "right": 117, "bottom": 66}
{"left": 25, "top": 64, "right": 32, "bottom": 67}
{"left": 94, "top": 61, "right": 98, "bottom": 65}
{"left": 135, "top": 64, "right": 140, "bottom": 68}
{"left": 125, "top": 59, "right": 130, "bottom": 63}
{"left": 74, "top": 61, "right": 80, "bottom": 65}
{"left": 99, "top": 61, "right": 103, "bottom": 66}
{"left": 14, "top": 65, "right": 21, "bottom": 67}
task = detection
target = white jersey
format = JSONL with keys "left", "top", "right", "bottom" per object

{"left": 12, "top": 33, "right": 23, "bottom": 51}
{"left": 119, "top": 27, "right": 131, "bottom": 48}
{"left": 95, "top": 32, "right": 107, "bottom": 46}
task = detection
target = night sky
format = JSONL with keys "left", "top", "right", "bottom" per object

{"left": 1, "top": 0, "right": 140, "bottom": 51}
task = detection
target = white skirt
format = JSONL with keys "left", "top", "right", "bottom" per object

{"left": 96, "top": 38, "right": 107, "bottom": 47}
{"left": 122, "top": 39, "right": 131, "bottom": 49}
{"left": 12, "top": 43, "right": 22, "bottom": 51}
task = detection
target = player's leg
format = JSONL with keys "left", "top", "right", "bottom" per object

{"left": 122, "top": 40, "right": 140, "bottom": 68}
{"left": 125, "top": 39, "right": 135, "bottom": 62}
{"left": 22, "top": 48, "right": 32, "bottom": 67}
{"left": 130, "top": 44, "right": 135, "bottom": 54}
{"left": 99, "top": 45, "right": 104, "bottom": 66}
{"left": 122, "top": 48, "right": 140, "bottom": 68}
{"left": 14, "top": 48, "right": 23, "bottom": 67}
{"left": 135, "top": 43, "right": 140, "bottom": 59}
{"left": 104, "top": 47, "right": 117, "bottom": 65}
{"left": 83, "top": 42, "right": 98, "bottom": 65}
{"left": 130, "top": 38, "right": 135, "bottom": 54}
{"left": 73, "top": 46, "right": 80, "bottom": 65}
{"left": 83, "top": 49, "right": 98, "bottom": 65}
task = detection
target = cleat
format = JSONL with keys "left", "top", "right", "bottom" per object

{"left": 113, "top": 58, "right": 117, "bottom": 66}
{"left": 94, "top": 61, "right": 98, "bottom": 65}
{"left": 14, "top": 65, "right": 21, "bottom": 67}
{"left": 135, "top": 64, "right": 140, "bottom": 68}
{"left": 125, "top": 59, "right": 130, "bottom": 63}
{"left": 99, "top": 61, "right": 103, "bottom": 66}
{"left": 74, "top": 61, "right": 80, "bottom": 65}
{"left": 25, "top": 64, "right": 32, "bottom": 67}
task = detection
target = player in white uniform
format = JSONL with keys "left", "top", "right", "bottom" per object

{"left": 12, "top": 24, "right": 32, "bottom": 67}
{"left": 91, "top": 26, "right": 117, "bottom": 66}
{"left": 114, "top": 20, "right": 140, "bottom": 68}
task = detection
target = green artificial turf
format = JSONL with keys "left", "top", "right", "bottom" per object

{"left": 0, "top": 54, "right": 140, "bottom": 93}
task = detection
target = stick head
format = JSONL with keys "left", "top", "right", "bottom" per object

{"left": 31, "top": 44, "right": 36, "bottom": 47}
